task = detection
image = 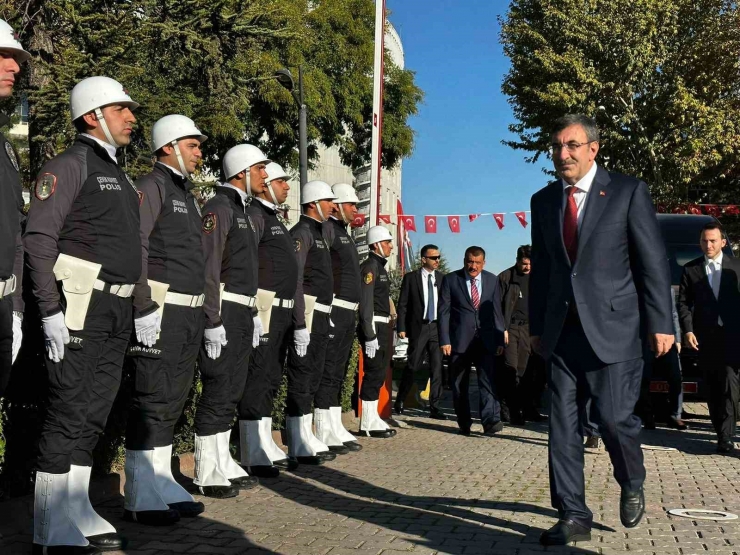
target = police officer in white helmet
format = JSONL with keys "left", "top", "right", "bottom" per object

{"left": 24, "top": 76, "right": 141, "bottom": 553}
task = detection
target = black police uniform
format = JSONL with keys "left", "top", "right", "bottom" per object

{"left": 287, "top": 215, "right": 334, "bottom": 416}
{"left": 24, "top": 135, "right": 141, "bottom": 474}
{"left": 315, "top": 217, "right": 360, "bottom": 409}
{"left": 358, "top": 252, "right": 391, "bottom": 401}
{"left": 194, "top": 185, "right": 258, "bottom": 436}
{"left": 0, "top": 114, "right": 24, "bottom": 397}
{"left": 127, "top": 163, "right": 205, "bottom": 450}
{"left": 238, "top": 197, "right": 297, "bottom": 419}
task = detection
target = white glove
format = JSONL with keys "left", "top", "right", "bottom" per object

{"left": 204, "top": 325, "right": 228, "bottom": 359}
{"left": 294, "top": 328, "right": 310, "bottom": 357}
{"left": 135, "top": 310, "right": 161, "bottom": 347}
{"left": 11, "top": 313, "right": 22, "bottom": 363}
{"left": 365, "top": 338, "right": 379, "bottom": 359}
{"left": 252, "top": 315, "right": 264, "bottom": 348}
{"left": 42, "top": 312, "right": 70, "bottom": 363}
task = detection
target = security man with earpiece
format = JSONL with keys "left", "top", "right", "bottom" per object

{"left": 123, "top": 115, "right": 208, "bottom": 526}
{"left": 24, "top": 76, "right": 140, "bottom": 554}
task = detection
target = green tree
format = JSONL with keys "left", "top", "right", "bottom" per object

{"left": 499, "top": 0, "right": 740, "bottom": 203}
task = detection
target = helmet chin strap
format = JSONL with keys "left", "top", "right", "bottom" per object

{"left": 94, "top": 108, "right": 120, "bottom": 148}
{"left": 266, "top": 181, "right": 280, "bottom": 205}
{"left": 171, "top": 140, "right": 190, "bottom": 177}
{"left": 339, "top": 204, "right": 351, "bottom": 224}
{"left": 316, "top": 202, "right": 327, "bottom": 222}
{"left": 373, "top": 244, "right": 388, "bottom": 259}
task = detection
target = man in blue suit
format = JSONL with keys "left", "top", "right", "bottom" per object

{"left": 439, "top": 246, "right": 505, "bottom": 436}
{"left": 530, "top": 114, "right": 674, "bottom": 545}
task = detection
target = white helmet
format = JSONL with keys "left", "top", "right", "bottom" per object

{"left": 0, "top": 20, "right": 30, "bottom": 63}
{"left": 151, "top": 115, "right": 207, "bottom": 176}
{"left": 222, "top": 144, "right": 270, "bottom": 181}
{"left": 302, "top": 180, "right": 337, "bottom": 221}
{"left": 70, "top": 76, "right": 139, "bottom": 148}
{"left": 332, "top": 183, "right": 360, "bottom": 204}
{"left": 367, "top": 225, "right": 393, "bottom": 245}
{"left": 263, "top": 162, "right": 289, "bottom": 205}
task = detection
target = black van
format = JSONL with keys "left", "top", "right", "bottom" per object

{"left": 652, "top": 214, "right": 734, "bottom": 402}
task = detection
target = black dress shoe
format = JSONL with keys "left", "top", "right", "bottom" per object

{"left": 328, "top": 444, "right": 350, "bottom": 454}
{"left": 500, "top": 406, "right": 511, "bottom": 423}
{"left": 717, "top": 440, "right": 735, "bottom": 454}
{"left": 620, "top": 486, "right": 645, "bottom": 528}
{"left": 429, "top": 410, "right": 446, "bottom": 420}
{"left": 667, "top": 417, "right": 688, "bottom": 430}
{"left": 524, "top": 411, "right": 548, "bottom": 422}
{"left": 317, "top": 450, "right": 337, "bottom": 461}
{"left": 86, "top": 533, "right": 127, "bottom": 551}
{"left": 33, "top": 545, "right": 102, "bottom": 555}
{"left": 273, "top": 457, "right": 300, "bottom": 470}
{"left": 248, "top": 465, "right": 280, "bottom": 478}
{"left": 539, "top": 519, "right": 591, "bottom": 545}
{"left": 393, "top": 403, "right": 404, "bottom": 415}
{"left": 364, "top": 429, "right": 394, "bottom": 438}
{"left": 169, "top": 500, "right": 205, "bottom": 517}
{"left": 197, "top": 484, "right": 239, "bottom": 498}
{"left": 458, "top": 428, "right": 471, "bottom": 436}
{"left": 510, "top": 413, "right": 526, "bottom": 426}
{"left": 123, "top": 508, "right": 181, "bottom": 526}
{"left": 295, "top": 455, "right": 324, "bottom": 465}
{"left": 483, "top": 421, "right": 504, "bottom": 436}
{"left": 343, "top": 440, "right": 363, "bottom": 451}
{"left": 230, "top": 475, "right": 259, "bottom": 489}
{"left": 642, "top": 415, "right": 656, "bottom": 430}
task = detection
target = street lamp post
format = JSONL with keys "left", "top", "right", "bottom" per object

{"left": 275, "top": 67, "right": 308, "bottom": 189}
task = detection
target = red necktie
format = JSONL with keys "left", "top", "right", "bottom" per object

{"left": 471, "top": 278, "right": 480, "bottom": 310}
{"left": 563, "top": 186, "right": 579, "bottom": 264}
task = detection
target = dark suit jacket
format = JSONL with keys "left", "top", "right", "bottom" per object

{"left": 438, "top": 269, "right": 505, "bottom": 355}
{"left": 396, "top": 268, "right": 444, "bottom": 341}
{"left": 529, "top": 166, "right": 673, "bottom": 363}
{"left": 677, "top": 255, "right": 740, "bottom": 362}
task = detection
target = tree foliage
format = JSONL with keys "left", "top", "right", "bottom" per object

{"left": 1, "top": 0, "right": 422, "bottom": 180}
{"left": 499, "top": 0, "right": 740, "bottom": 203}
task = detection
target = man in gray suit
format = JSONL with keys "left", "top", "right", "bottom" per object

{"left": 530, "top": 114, "right": 674, "bottom": 545}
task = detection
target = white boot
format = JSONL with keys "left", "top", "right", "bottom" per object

{"left": 68, "top": 464, "right": 117, "bottom": 537}
{"left": 153, "top": 445, "right": 194, "bottom": 503}
{"left": 313, "top": 409, "right": 344, "bottom": 447}
{"left": 369, "top": 400, "right": 390, "bottom": 430}
{"left": 304, "top": 413, "right": 331, "bottom": 453}
{"left": 239, "top": 420, "right": 272, "bottom": 467}
{"left": 124, "top": 450, "right": 171, "bottom": 512}
{"left": 33, "top": 471, "right": 88, "bottom": 547}
{"left": 287, "top": 415, "right": 317, "bottom": 458}
{"left": 261, "top": 417, "right": 289, "bottom": 463}
{"left": 330, "top": 406, "right": 356, "bottom": 443}
{"left": 193, "top": 434, "right": 231, "bottom": 487}
{"left": 216, "top": 430, "right": 249, "bottom": 479}
{"left": 360, "top": 400, "right": 376, "bottom": 434}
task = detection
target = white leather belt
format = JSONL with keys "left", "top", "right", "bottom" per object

{"left": 272, "top": 298, "right": 294, "bottom": 309}
{"left": 165, "top": 291, "right": 205, "bottom": 308}
{"left": 315, "top": 302, "right": 332, "bottom": 314}
{"left": 222, "top": 291, "right": 257, "bottom": 308}
{"left": 332, "top": 298, "right": 358, "bottom": 311}
{"left": 0, "top": 275, "right": 16, "bottom": 299}
{"left": 373, "top": 315, "right": 391, "bottom": 324}
{"left": 94, "top": 280, "right": 135, "bottom": 298}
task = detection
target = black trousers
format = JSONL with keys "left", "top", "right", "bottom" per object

{"left": 636, "top": 345, "right": 683, "bottom": 421}
{"left": 499, "top": 323, "right": 531, "bottom": 417}
{"left": 238, "top": 306, "right": 291, "bottom": 420}
{"left": 287, "top": 311, "right": 331, "bottom": 416}
{"left": 195, "top": 301, "right": 254, "bottom": 436}
{"left": 0, "top": 296, "right": 12, "bottom": 397}
{"left": 359, "top": 323, "right": 392, "bottom": 401}
{"left": 397, "top": 321, "right": 443, "bottom": 411}
{"left": 699, "top": 327, "right": 740, "bottom": 441}
{"left": 315, "top": 306, "right": 356, "bottom": 409}
{"left": 37, "top": 291, "right": 132, "bottom": 474}
{"left": 450, "top": 338, "right": 499, "bottom": 431}
{"left": 548, "top": 317, "right": 644, "bottom": 528}
{"left": 126, "top": 305, "right": 204, "bottom": 450}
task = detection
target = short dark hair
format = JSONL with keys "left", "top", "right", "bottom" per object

{"left": 73, "top": 117, "right": 90, "bottom": 134}
{"left": 701, "top": 221, "right": 724, "bottom": 235}
{"left": 464, "top": 246, "right": 486, "bottom": 260}
{"left": 551, "top": 114, "right": 600, "bottom": 143}
{"left": 516, "top": 245, "right": 532, "bottom": 260}
{"left": 421, "top": 244, "right": 439, "bottom": 257}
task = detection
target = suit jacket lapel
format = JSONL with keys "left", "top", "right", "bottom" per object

{"left": 416, "top": 269, "right": 424, "bottom": 306}
{"left": 459, "top": 270, "right": 473, "bottom": 308}
{"left": 575, "top": 166, "right": 612, "bottom": 265}
{"left": 544, "top": 181, "right": 570, "bottom": 267}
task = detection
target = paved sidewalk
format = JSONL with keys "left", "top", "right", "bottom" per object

{"left": 2, "top": 396, "right": 740, "bottom": 554}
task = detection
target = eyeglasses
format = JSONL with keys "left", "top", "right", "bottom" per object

{"left": 423, "top": 255, "right": 441, "bottom": 260}
{"left": 549, "top": 140, "right": 595, "bottom": 154}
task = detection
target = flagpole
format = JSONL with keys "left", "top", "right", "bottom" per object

{"left": 369, "top": 0, "right": 386, "bottom": 226}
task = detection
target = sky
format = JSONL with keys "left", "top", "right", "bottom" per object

{"left": 389, "top": 0, "right": 550, "bottom": 274}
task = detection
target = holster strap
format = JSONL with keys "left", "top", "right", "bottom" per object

{"left": 94, "top": 280, "right": 135, "bottom": 298}
{"left": 0, "top": 275, "right": 16, "bottom": 299}
{"left": 272, "top": 298, "right": 294, "bottom": 309}
{"left": 165, "top": 291, "right": 205, "bottom": 308}
{"left": 373, "top": 315, "right": 391, "bottom": 324}
{"left": 314, "top": 302, "right": 332, "bottom": 314}
{"left": 332, "top": 298, "right": 358, "bottom": 311}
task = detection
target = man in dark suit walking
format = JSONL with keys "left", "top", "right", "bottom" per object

{"left": 439, "top": 246, "right": 505, "bottom": 436}
{"left": 677, "top": 222, "right": 740, "bottom": 453}
{"left": 395, "top": 244, "right": 445, "bottom": 419}
{"left": 530, "top": 114, "right": 674, "bottom": 545}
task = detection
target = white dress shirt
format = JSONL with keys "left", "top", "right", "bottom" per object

{"left": 157, "top": 161, "right": 184, "bottom": 178}
{"left": 81, "top": 133, "right": 118, "bottom": 163}
{"left": 562, "top": 162, "right": 598, "bottom": 230}
{"left": 421, "top": 268, "right": 438, "bottom": 322}
{"left": 466, "top": 273, "right": 482, "bottom": 302}
{"left": 705, "top": 251, "right": 724, "bottom": 325}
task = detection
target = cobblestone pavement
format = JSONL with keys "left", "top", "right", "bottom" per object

{"left": 3, "top": 397, "right": 740, "bottom": 555}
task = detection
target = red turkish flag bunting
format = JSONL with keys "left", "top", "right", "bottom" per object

{"left": 400, "top": 215, "right": 416, "bottom": 231}
{"left": 351, "top": 213, "right": 366, "bottom": 228}
{"left": 448, "top": 216, "right": 461, "bottom": 233}
{"left": 379, "top": 214, "right": 391, "bottom": 224}
{"left": 425, "top": 216, "right": 437, "bottom": 233}
{"left": 469, "top": 214, "right": 479, "bottom": 222}
{"left": 493, "top": 213, "right": 505, "bottom": 230}
{"left": 514, "top": 211, "right": 528, "bottom": 228}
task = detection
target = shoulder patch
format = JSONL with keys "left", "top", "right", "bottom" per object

{"left": 295, "top": 239, "right": 301, "bottom": 252}
{"left": 202, "top": 212, "right": 217, "bottom": 234}
{"left": 364, "top": 272, "right": 374, "bottom": 284}
{"left": 4, "top": 141, "right": 18, "bottom": 172}
{"left": 35, "top": 173, "right": 57, "bottom": 201}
